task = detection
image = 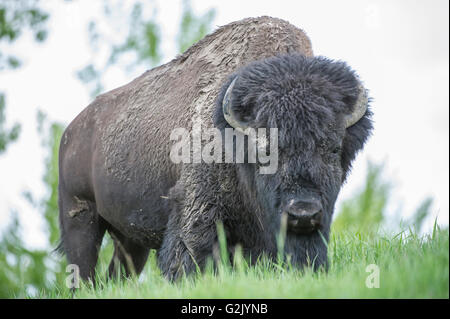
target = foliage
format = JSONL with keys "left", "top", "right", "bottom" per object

{"left": 77, "top": 0, "right": 215, "bottom": 98}
{"left": 0, "top": 216, "right": 48, "bottom": 298}
{"left": 0, "top": 0, "right": 70, "bottom": 297}
{"left": 108, "top": 2, "right": 162, "bottom": 68}
{"left": 77, "top": 0, "right": 161, "bottom": 97}
{"left": 332, "top": 161, "right": 434, "bottom": 235}
{"left": 0, "top": 111, "right": 68, "bottom": 298}
{"left": 0, "top": 0, "right": 49, "bottom": 71}
{"left": 0, "top": 0, "right": 60, "bottom": 153}
{"left": 410, "top": 197, "right": 434, "bottom": 233}
{"left": 0, "top": 93, "right": 20, "bottom": 154}
{"left": 177, "top": 0, "right": 215, "bottom": 53}
{"left": 36, "top": 111, "right": 65, "bottom": 246}
{"left": 332, "top": 162, "right": 390, "bottom": 233}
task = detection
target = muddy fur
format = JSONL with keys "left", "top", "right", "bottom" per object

{"left": 58, "top": 16, "right": 371, "bottom": 282}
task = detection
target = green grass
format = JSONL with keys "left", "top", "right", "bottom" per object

{"left": 39, "top": 226, "right": 449, "bottom": 299}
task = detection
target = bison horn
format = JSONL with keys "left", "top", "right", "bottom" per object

{"left": 222, "top": 77, "right": 252, "bottom": 135}
{"left": 344, "top": 83, "right": 368, "bottom": 128}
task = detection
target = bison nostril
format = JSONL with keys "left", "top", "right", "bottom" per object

{"left": 310, "top": 211, "right": 322, "bottom": 226}
{"left": 289, "top": 219, "right": 299, "bottom": 227}
{"left": 311, "top": 211, "right": 322, "bottom": 220}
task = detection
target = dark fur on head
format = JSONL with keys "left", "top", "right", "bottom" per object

{"left": 214, "top": 53, "right": 373, "bottom": 178}
{"left": 212, "top": 53, "right": 373, "bottom": 269}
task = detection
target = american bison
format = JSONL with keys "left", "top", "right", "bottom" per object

{"left": 58, "top": 16, "right": 372, "bottom": 282}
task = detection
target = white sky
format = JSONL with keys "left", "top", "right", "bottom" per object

{"left": 0, "top": 0, "right": 448, "bottom": 249}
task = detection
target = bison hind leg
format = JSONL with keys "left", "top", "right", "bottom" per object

{"left": 58, "top": 189, "right": 107, "bottom": 283}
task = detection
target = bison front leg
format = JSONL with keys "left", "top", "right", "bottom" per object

{"left": 157, "top": 209, "right": 220, "bottom": 281}
{"left": 157, "top": 165, "right": 238, "bottom": 280}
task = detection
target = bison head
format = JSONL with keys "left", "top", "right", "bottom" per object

{"left": 214, "top": 54, "right": 372, "bottom": 243}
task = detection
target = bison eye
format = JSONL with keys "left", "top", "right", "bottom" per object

{"left": 332, "top": 146, "right": 341, "bottom": 154}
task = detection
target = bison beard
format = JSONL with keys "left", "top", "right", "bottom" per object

{"left": 57, "top": 17, "right": 372, "bottom": 283}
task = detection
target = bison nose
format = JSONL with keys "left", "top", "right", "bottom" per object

{"left": 285, "top": 199, "right": 323, "bottom": 233}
